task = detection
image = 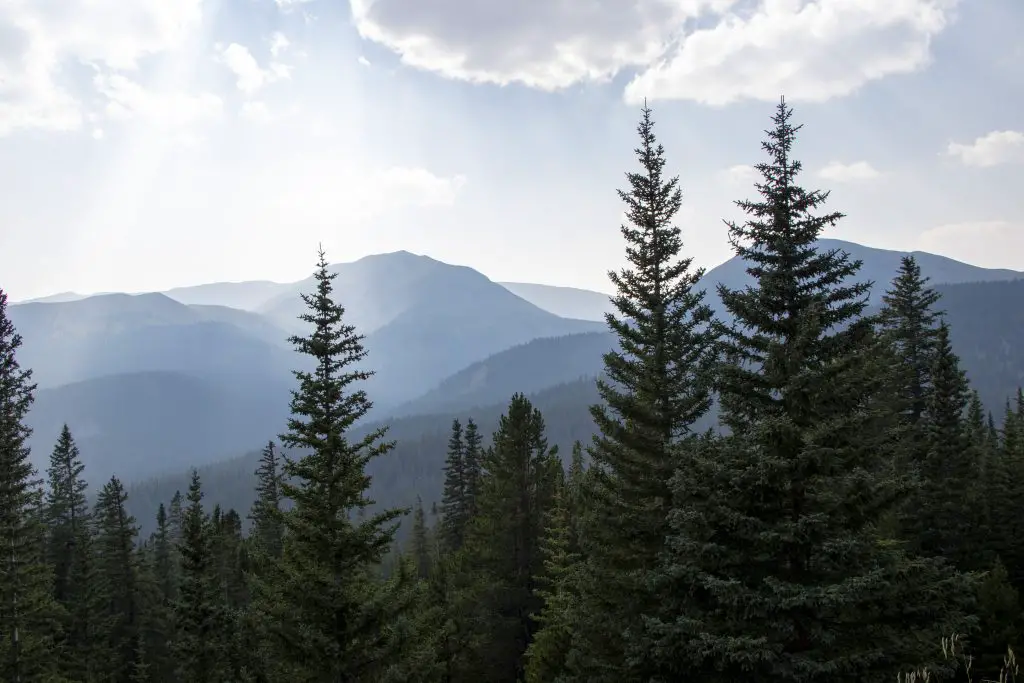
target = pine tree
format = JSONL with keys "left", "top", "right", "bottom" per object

{"left": 90, "top": 475, "right": 142, "bottom": 682}
{"left": 0, "top": 288, "right": 62, "bottom": 681}
{"left": 525, "top": 444, "right": 586, "bottom": 683}
{"left": 460, "top": 393, "right": 561, "bottom": 681}
{"left": 440, "top": 419, "right": 468, "bottom": 552}
{"left": 567, "top": 102, "right": 717, "bottom": 681}
{"left": 635, "top": 98, "right": 975, "bottom": 681}
{"left": 44, "top": 424, "right": 92, "bottom": 678}
{"left": 463, "top": 418, "right": 483, "bottom": 521}
{"left": 249, "top": 440, "right": 284, "bottom": 561}
{"left": 172, "top": 470, "right": 222, "bottom": 683}
{"left": 254, "top": 247, "right": 410, "bottom": 681}
{"left": 903, "top": 322, "right": 976, "bottom": 567}
{"left": 410, "top": 497, "right": 431, "bottom": 580}
{"left": 878, "top": 255, "right": 942, "bottom": 428}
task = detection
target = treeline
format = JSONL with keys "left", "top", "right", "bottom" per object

{"left": 2, "top": 98, "right": 1024, "bottom": 682}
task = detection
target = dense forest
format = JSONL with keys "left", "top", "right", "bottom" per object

{"left": 2, "top": 98, "right": 1023, "bottom": 682}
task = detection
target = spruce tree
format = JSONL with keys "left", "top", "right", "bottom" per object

{"left": 249, "top": 440, "right": 284, "bottom": 561}
{"left": 463, "top": 418, "right": 483, "bottom": 521}
{"left": 0, "top": 288, "right": 62, "bottom": 681}
{"left": 410, "top": 497, "right": 431, "bottom": 580}
{"left": 254, "top": 247, "right": 410, "bottom": 681}
{"left": 44, "top": 423, "right": 92, "bottom": 678}
{"left": 440, "top": 419, "right": 468, "bottom": 552}
{"left": 90, "top": 475, "right": 142, "bottom": 682}
{"left": 460, "top": 393, "right": 561, "bottom": 681}
{"left": 172, "top": 470, "right": 223, "bottom": 683}
{"left": 878, "top": 255, "right": 942, "bottom": 428}
{"left": 567, "top": 102, "right": 717, "bottom": 681}
{"left": 635, "top": 98, "right": 975, "bottom": 681}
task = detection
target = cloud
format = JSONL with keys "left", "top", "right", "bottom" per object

{"left": 917, "top": 220, "right": 1024, "bottom": 269}
{"left": 94, "top": 74, "right": 223, "bottom": 130}
{"left": 349, "top": 0, "right": 956, "bottom": 104}
{"left": 626, "top": 0, "right": 956, "bottom": 105}
{"left": 217, "top": 43, "right": 292, "bottom": 95}
{"left": 947, "top": 130, "right": 1024, "bottom": 167}
{"left": 721, "top": 164, "right": 759, "bottom": 185}
{"left": 818, "top": 160, "right": 881, "bottom": 182}
{"left": 0, "top": 0, "right": 214, "bottom": 136}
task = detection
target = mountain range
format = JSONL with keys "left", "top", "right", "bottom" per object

{"left": 10, "top": 239, "right": 1023, "bottom": 486}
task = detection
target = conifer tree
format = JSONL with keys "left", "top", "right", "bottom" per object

{"left": 172, "top": 470, "right": 223, "bottom": 683}
{"left": 254, "top": 247, "right": 410, "bottom": 681}
{"left": 410, "top": 496, "right": 431, "bottom": 580}
{"left": 44, "top": 423, "right": 92, "bottom": 678}
{"left": 635, "top": 98, "right": 974, "bottom": 681}
{"left": 567, "top": 102, "right": 717, "bottom": 681}
{"left": 440, "top": 419, "right": 468, "bottom": 552}
{"left": 90, "top": 475, "right": 142, "bottom": 682}
{"left": 249, "top": 440, "right": 283, "bottom": 561}
{"left": 461, "top": 393, "right": 561, "bottom": 681}
{"left": 0, "top": 288, "right": 62, "bottom": 681}
{"left": 463, "top": 418, "right": 483, "bottom": 520}
{"left": 879, "top": 255, "right": 943, "bottom": 428}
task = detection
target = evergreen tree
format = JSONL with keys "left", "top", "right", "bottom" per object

{"left": 878, "top": 254, "right": 942, "bottom": 428}
{"left": 249, "top": 440, "right": 284, "bottom": 561}
{"left": 172, "top": 470, "right": 223, "bottom": 683}
{"left": 567, "top": 102, "right": 717, "bottom": 681}
{"left": 410, "top": 497, "right": 431, "bottom": 580}
{"left": 463, "top": 418, "right": 483, "bottom": 521}
{"left": 460, "top": 393, "right": 561, "bottom": 681}
{"left": 635, "top": 98, "right": 975, "bottom": 681}
{"left": 90, "top": 475, "right": 142, "bottom": 682}
{"left": 44, "top": 423, "right": 92, "bottom": 678}
{"left": 0, "top": 288, "right": 62, "bottom": 681}
{"left": 254, "top": 247, "right": 410, "bottom": 681}
{"left": 440, "top": 419, "right": 468, "bottom": 552}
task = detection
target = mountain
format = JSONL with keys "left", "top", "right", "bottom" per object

{"left": 8, "top": 292, "right": 295, "bottom": 389}
{"left": 497, "top": 282, "right": 615, "bottom": 322}
{"left": 28, "top": 371, "right": 290, "bottom": 485}
{"left": 256, "top": 251, "right": 604, "bottom": 405}
{"left": 162, "top": 280, "right": 288, "bottom": 311}
{"left": 401, "top": 277, "right": 1024, "bottom": 418}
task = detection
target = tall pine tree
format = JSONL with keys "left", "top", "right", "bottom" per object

{"left": 254, "top": 247, "right": 410, "bottom": 681}
{"left": 567, "top": 102, "right": 718, "bottom": 682}
{"left": 635, "top": 97, "right": 975, "bottom": 682}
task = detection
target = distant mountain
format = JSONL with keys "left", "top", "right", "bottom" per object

{"left": 162, "top": 281, "right": 288, "bottom": 311}
{"left": 27, "top": 371, "right": 290, "bottom": 485}
{"left": 498, "top": 282, "right": 614, "bottom": 322}
{"left": 401, "top": 277, "right": 1024, "bottom": 418}
{"left": 18, "top": 291, "right": 95, "bottom": 304}
{"left": 256, "top": 251, "right": 604, "bottom": 405}
{"left": 699, "top": 238, "right": 1022, "bottom": 316}
{"left": 8, "top": 293, "right": 295, "bottom": 389}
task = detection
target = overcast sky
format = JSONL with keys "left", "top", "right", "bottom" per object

{"left": 0, "top": 0, "right": 1021, "bottom": 300}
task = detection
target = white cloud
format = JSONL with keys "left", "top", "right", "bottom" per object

{"left": 721, "top": 164, "right": 759, "bottom": 185}
{"left": 818, "top": 160, "right": 881, "bottom": 182}
{"left": 626, "top": 0, "right": 956, "bottom": 105}
{"left": 947, "top": 130, "right": 1024, "bottom": 167}
{"left": 349, "top": 0, "right": 956, "bottom": 104}
{"left": 217, "top": 43, "right": 291, "bottom": 95}
{"left": 358, "top": 55, "right": 372, "bottom": 67}
{"left": 917, "top": 221, "right": 1024, "bottom": 270}
{"left": 94, "top": 74, "right": 223, "bottom": 130}
{"left": 270, "top": 32, "right": 290, "bottom": 58}
{"left": 0, "top": 0, "right": 214, "bottom": 136}
{"left": 274, "top": 0, "right": 314, "bottom": 9}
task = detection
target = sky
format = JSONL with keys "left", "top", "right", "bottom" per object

{"left": 0, "top": 0, "right": 1021, "bottom": 300}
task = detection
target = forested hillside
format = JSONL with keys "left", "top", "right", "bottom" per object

{"left": 1, "top": 100, "right": 1022, "bottom": 682}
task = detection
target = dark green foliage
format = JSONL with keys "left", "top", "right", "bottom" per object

{"left": 249, "top": 440, "right": 284, "bottom": 561}
{"left": 568, "top": 103, "right": 718, "bottom": 682}
{"left": 458, "top": 393, "right": 561, "bottom": 681}
{"left": 44, "top": 424, "right": 92, "bottom": 678}
{"left": 90, "top": 475, "right": 142, "bottom": 682}
{"left": 410, "top": 497, "right": 431, "bottom": 580}
{"left": 635, "top": 98, "right": 975, "bottom": 682}
{"left": 254, "top": 247, "right": 410, "bottom": 681}
{"left": 172, "top": 470, "right": 224, "bottom": 682}
{"left": 0, "top": 288, "right": 62, "bottom": 681}
{"left": 440, "top": 419, "right": 468, "bottom": 552}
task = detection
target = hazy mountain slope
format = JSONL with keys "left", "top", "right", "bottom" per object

{"left": 400, "top": 277, "right": 1024, "bottom": 418}
{"left": 162, "top": 280, "right": 288, "bottom": 311}
{"left": 17, "top": 291, "right": 94, "bottom": 304}
{"left": 498, "top": 282, "right": 614, "bottom": 321}
{"left": 27, "top": 371, "right": 291, "bottom": 485}
{"left": 390, "top": 331, "right": 616, "bottom": 417}
{"left": 9, "top": 293, "right": 295, "bottom": 389}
